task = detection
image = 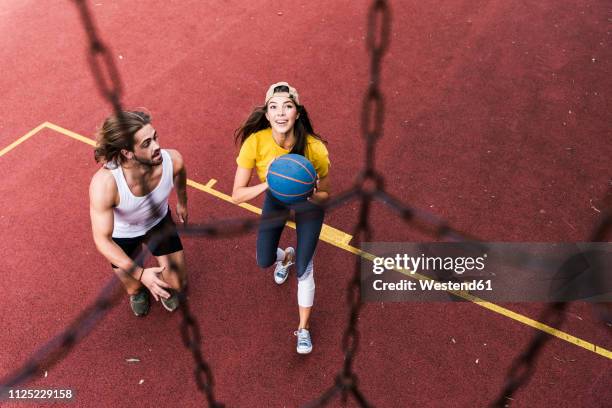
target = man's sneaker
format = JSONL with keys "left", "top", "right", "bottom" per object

{"left": 295, "top": 328, "right": 313, "bottom": 354}
{"left": 274, "top": 247, "right": 295, "bottom": 284}
{"left": 129, "top": 288, "right": 150, "bottom": 317}
{"left": 161, "top": 289, "right": 180, "bottom": 312}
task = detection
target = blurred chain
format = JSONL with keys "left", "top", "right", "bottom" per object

{"left": 179, "top": 287, "right": 225, "bottom": 408}
{"left": 72, "top": 1, "right": 223, "bottom": 406}
{"left": 489, "top": 302, "right": 568, "bottom": 408}
{"left": 304, "top": 182, "right": 376, "bottom": 408}
{"left": 361, "top": 0, "right": 391, "bottom": 174}
{"left": 73, "top": 0, "right": 123, "bottom": 114}
{"left": 491, "top": 207, "right": 612, "bottom": 407}
{"left": 1, "top": 1, "right": 608, "bottom": 407}
{"left": 0, "top": 277, "right": 123, "bottom": 396}
{"left": 305, "top": 1, "right": 389, "bottom": 407}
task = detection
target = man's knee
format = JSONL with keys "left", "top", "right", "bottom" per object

{"left": 112, "top": 267, "right": 143, "bottom": 294}
{"left": 156, "top": 252, "right": 187, "bottom": 288}
{"left": 157, "top": 249, "right": 185, "bottom": 266}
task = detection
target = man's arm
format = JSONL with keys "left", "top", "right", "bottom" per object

{"left": 89, "top": 170, "right": 171, "bottom": 300}
{"left": 168, "top": 149, "right": 188, "bottom": 224}
{"left": 89, "top": 170, "right": 136, "bottom": 271}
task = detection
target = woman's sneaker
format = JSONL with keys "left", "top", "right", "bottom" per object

{"left": 294, "top": 328, "right": 313, "bottom": 354}
{"left": 274, "top": 247, "right": 295, "bottom": 284}
{"left": 129, "top": 288, "right": 150, "bottom": 317}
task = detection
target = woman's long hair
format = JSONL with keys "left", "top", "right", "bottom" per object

{"left": 94, "top": 111, "right": 151, "bottom": 164}
{"left": 234, "top": 103, "right": 326, "bottom": 156}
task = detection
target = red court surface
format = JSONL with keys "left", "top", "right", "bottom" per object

{"left": 0, "top": 1, "right": 611, "bottom": 407}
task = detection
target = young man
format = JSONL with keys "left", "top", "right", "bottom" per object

{"left": 89, "top": 111, "right": 188, "bottom": 317}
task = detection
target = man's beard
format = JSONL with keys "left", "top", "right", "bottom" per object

{"left": 133, "top": 152, "right": 162, "bottom": 167}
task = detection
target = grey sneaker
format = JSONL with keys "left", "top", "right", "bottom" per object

{"left": 160, "top": 289, "right": 180, "bottom": 312}
{"left": 295, "top": 328, "right": 313, "bottom": 354}
{"left": 129, "top": 288, "right": 150, "bottom": 317}
{"left": 274, "top": 247, "right": 295, "bottom": 284}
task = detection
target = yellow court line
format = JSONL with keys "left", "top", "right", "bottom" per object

{"left": 187, "top": 178, "right": 262, "bottom": 215}
{"left": 2, "top": 122, "right": 610, "bottom": 359}
{"left": 325, "top": 243, "right": 611, "bottom": 358}
{"left": 0, "top": 122, "right": 48, "bottom": 157}
{"left": 10, "top": 122, "right": 356, "bottom": 245}
{"left": 186, "top": 178, "right": 353, "bottom": 247}
{"left": 44, "top": 122, "right": 97, "bottom": 146}
{"left": 358, "top": 246, "right": 612, "bottom": 359}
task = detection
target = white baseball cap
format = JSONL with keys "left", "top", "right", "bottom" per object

{"left": 264, "top": 81, "right": 300, "bottom": 105}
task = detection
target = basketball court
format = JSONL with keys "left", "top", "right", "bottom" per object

{"left": 0, "top": 1, "right": 610, "bottom": 407}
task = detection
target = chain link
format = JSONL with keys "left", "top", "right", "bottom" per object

{"left": 179, "top": 288, "right": 224, "bottom": 407}
{"left": 490, "top": 302, "right": 568, "bottom": 407}
{"left": 73, "top": 0, "right": 123, "bottom": 114}
{"left": 491, "top": 208, "right": 612, "bottom": 407}
{"left": 305, "top": 1, "right": 390, "bottom": 406}
{"left": 362, "top": 0, "right": 391, "bottom": 172}
{"left": 0, "top": 277, "right": 124, "bottom": 394}
{"left": 73, "top": 1, "right": 223, "bottom": 406}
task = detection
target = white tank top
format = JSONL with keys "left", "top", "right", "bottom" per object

{"left": 109, "top": 149, "right": 174, "bottom": 238}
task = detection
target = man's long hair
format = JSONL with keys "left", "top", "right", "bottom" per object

{"left": 233, "top": 87, "right": 326, "bottom": 156}
{"left": 94, "top": 111, "right": 151, "bottom": 164}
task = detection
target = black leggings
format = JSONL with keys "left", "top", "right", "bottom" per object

{"left": 257, "top": 191, "right": 325, "bottom": 279}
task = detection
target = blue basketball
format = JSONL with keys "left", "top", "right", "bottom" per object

{"left": 267, "top": 154, "right": 317, "bottom": 203}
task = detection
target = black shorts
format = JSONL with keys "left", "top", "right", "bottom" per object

{"left": 111, "top": 209, "right": 183, "bottom": 268}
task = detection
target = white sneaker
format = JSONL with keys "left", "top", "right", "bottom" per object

{"left": 295, "top": 328, "right": 313, "bottom": 354}
{"left": 274, "top": 247, "right": 295, "bottom": 284}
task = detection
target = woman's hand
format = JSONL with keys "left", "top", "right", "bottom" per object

{"left": 308, "top": 176, "right": 330, "bottom": 205}
{"left": 308, "top": 190, "right": 329, "bottom": 204}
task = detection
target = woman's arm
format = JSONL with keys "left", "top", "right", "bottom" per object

{"left": 231, "top": 166, "right": 268, "bottom": 204}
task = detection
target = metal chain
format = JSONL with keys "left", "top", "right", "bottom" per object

{"left": 71, "top": 1, "right": 223, "bottom": 406}
{"left": 0, "top": 277, "right": 123, "bottom": 396}
{"left": 303, "top": 197, "right": 376, "bottom": 408}
{"left": 179, "top": 287, "right": 224, "bottom": 408}
{"left": 489, "top": 302, "right": 568, "bottom": 408}
{"left": 305, "top": 1, "right": 390, "bottom": 407}
{"left": 491, "top": 208, "right": 612, "bottom": 407}
{"left": 362, "top": 0, "right": 390, "bottom": 175}
{"left": 73, "top": 0, "right": 123, "bottom": 114}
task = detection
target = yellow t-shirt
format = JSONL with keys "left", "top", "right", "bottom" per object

{"left": 236, "top": 128, "right": 330, "bottom": 182}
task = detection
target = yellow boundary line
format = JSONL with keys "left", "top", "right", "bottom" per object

{"left": 44, "top": 122, "right": 97, "bottom": 147}
{"left": 0, "top": 123, "right": 48, "bottom": 157}
{"left": 1, "top": 122, "right": 610, "bottom": 360}
{"left": 186, "top": 178, "right": 352, "bottom": 247}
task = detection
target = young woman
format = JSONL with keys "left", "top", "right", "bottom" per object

{"left": 232, "top": 82, "right": 330, "bottom": 354}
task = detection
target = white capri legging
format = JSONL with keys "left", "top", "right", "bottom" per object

{"left": 297, "top": 259, "right": 315, "bottom": 307}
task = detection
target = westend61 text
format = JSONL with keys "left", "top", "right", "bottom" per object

{"left": 372, "top": 279, "right": 493, "bottom": 291}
